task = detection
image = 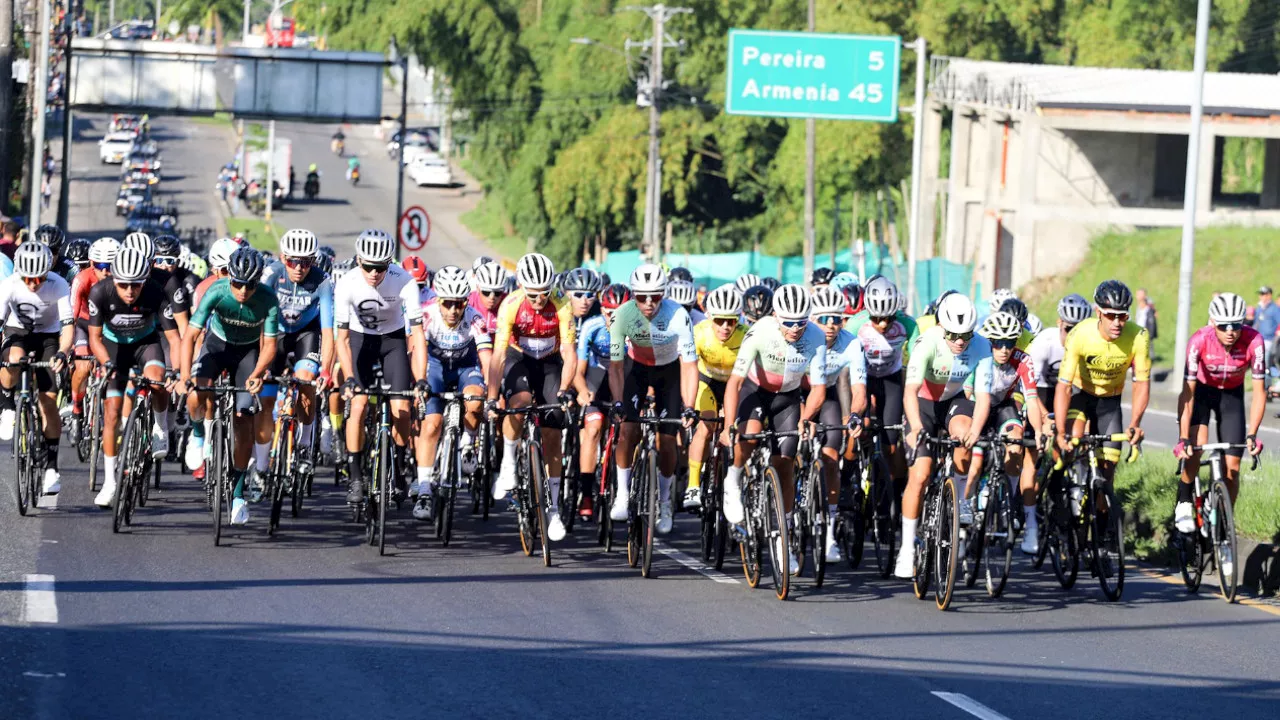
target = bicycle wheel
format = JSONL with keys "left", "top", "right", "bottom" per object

{"left": 598, "top": 457, "right": 615, "bottom": 551}
{"left": 812, "top": 475, "right": 829, "bottom": 589}
{"left": 761, "top": 467, "right": 790, "bottom": 601}
{"left": 627, "top": 448, "right": 646, "bottom": 569}
{"left": 528, "top": 440, "right": 551, "bottom": 567}
{"left": 700, "top": 447, "right": 719, "bottom": 562}
{"left": 984, "top": 479, "right": 1013, "bottom": 598}
{"left": 441, "top": 436, "right": 459, "bottom": 548}
{"left": 792, "top": 460, "right": 816, "bottom": 577}
{"left": 1208, "top": 479, "right": 1238, "bottom": 603}
{"left": 740, "top": 474, "right": 762, "bottom": 588}
{"left": 1032, "top": 483, "right": 1051, "bottom": 569}
{"left": 869, "top": 455, "right": 894, "bottom": 577}
{"left": 87, "top": 390, "right": 103, "bottom": 491}
{"left": 515, "top": 445, "right": 537, "bottom": 557}
{"left": 932, "top": 477, "right": 960, "bottom": 611}
{"left": 1092, "top": 483, "right": 1125, "bottom": 602}
{"left": 641, "top": 441, "right": 658, "bottom": 578}
{"left": 912, "top": 482, "right": 934, "bottom": 600}
{"left": 435, "top": 432, "right": 455, "bottom": 540}
{"left": 268, "top": 424, "right": 291, "bottom": 536}
{"left": 12, "top": 400, "right": 33, "bottom": 516}
{"left": 377, "top": 438, "right": 392, "bottom": 556}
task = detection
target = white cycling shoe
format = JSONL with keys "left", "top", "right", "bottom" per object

{"left": 1174, "top": 501, "right": 1196, "bottom": 533}
{"left": 185, "top": 437, "right": 204, "bottom": 471}
{"left": 893, "top": 549, "right": 915, "bottom": 579}
{"left": 231, "top": 498, "right": 249, "bottom": 525}
{"left": 656, "top": 501, "right": 673, "bottom": 535}
{"left": 547, "top": 511, "right": 566, "bottom": 541}
{"left": 493, "top": 462, "right": 517, "bottom": 500}
{"left": 95, "top": 479, "right": 117, "bottom": 508}
{"left": 42, "top": 468, "right": 61, "bottom": 495}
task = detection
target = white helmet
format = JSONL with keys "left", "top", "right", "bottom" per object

{"left": 89, "top": 237, "right": 120, "bottom": 265}
{"left": 666, "top": 279, "right": 696, "bottom": 306}
{"left": 735, "top": 273, "right": 762, "bottom": 292}
{"left": 863, "top": 276, "right": 899, "bottom": 317}
{"left": 988, "top": 288, "right": 1018, "bottom": 314}
{"left": 809, "top": 286, "right": 846, "bottom": 316}
{"left": 1026, "top": 313, "right": 1045, "bottom": 336}
{"left": 474, "top": 261, "right": 511, "bottom": 293}
{"left": 516, "top": 252, "right": 555, "bottom": 290}
{"left": 123, "top": 231, "right": 153, "bottom": 260}
{"left": 703, "top": 284, "right": 742, "bottom": 318}
{"left": 111, "top": 247, "right": 152, "bottom": 283}
{"left": 14, "top": 242, "right": 53, "bottom": 279}
{"left": 1057, "top": 293, "right": 1092, "bottom": 325}
{"left": 280, "top": 228, "right": 318, "bottom": 258}
{"left": 355, "top": 229, "right": 395, "bottom": 264}
{"left": 979, "top": 311, "right": 1023, "bottom": 341}
{"left": 208, "top": 238, "right": 239, "bottom": 270}
{"left": 629, "top": 263, "right": 668, "bottom": 293}
{"left": 936, "top": 293, "right": 978, "bottom": 334}
{"left": 433, "top": 265, "right": 471, "bottom": 299}
{"left": 1208, "top": 292, "right": 1247, "bottom": 324}
{"left": 773, "top": 283, "right": 810, "bottom": 321}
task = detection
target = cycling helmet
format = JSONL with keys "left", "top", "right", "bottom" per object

{"left": 735, "top": 274, "right": 762, "bottom": 292}
{"left": 354, "top": 229, "right": 395, "bottom": 264}
{"left": 402, "top": 255, "right": 431, "bottom": 284}
{"left": 996, "top": 297, "right": 1029, "bottom": 325}
{"left": 1208, "top": 292, "right": 1247, "bottom": 324}
{"left": 742, "top": 286, "right": 773, "bottom": 322}
{"left": 863, "top": 276, "right": 899, "bottom": 317}
{"left": 925, "top": 289, "right": 958, "bottom": 317}
{"left": 1093, "top": 280, "right": 1133, "bottom": 312}
{"left": 1057, "top": 293, "right": 1092, "bottom": 325}
{"left": 517, "top": 252, "right": 555, "bottom": 290}
{"left": 65, "top": 238, "right": 91, "bottom": 266}
{"left": 208, "top": 238, "right": 239, "bottom": 270}
{"left": 562, "top": 268, "right": 603, "bottom": 294}
{"left": 703, "top": 284, "right": 742, "bottom": 319}
{"left": 260, "top": 250, "right": 276, "bottom": 264}
{"left": 832, "top": 271, "right": 860, "bottom": 290}
{"left": 313, "top": 253, "right": 334, "bottom": 277}
{"left": 471, "top": 255, "right": 495, "bottom": 271}
{"left": 811, "top": 267, "right": 835, "bottom": 286}
{"left": 987, "top": 288, "right": 1018, "bottom": 314}
{"left": 842, "top": 284, "right": 865, "bottom": 315}
{"left": 122, "top": 231, "right": 153, "bottom": 260}
{"left": 936, "top": 293, "right": 978, "bottom": 334}
{"left": 89, "top": 237, "right": 120, "bottom": 265}
{"left": 111, "top": 247, "right": 151, "bottom": 283}
{"left": 979, "top": 311, "right": 1023, "bottom": 341}
{"left": 1026, "top": 313, "right": 1045, "bottom": 336}
{"left": 318, "top": 245, "right": 336, "bottom": 259}
{"left": 810, "top": 285, "right": 846, "bottom": 316}
{"left": 773, "top": 283, "right": 810, "bottom": 321}
{"left": 666, "top": 279, "right": 696, "bottom": 307}
{"left": 153, "top": 234, "right": 181, "bottom": 261}
{"left": 629, "top": 263, "right": 668, "bottom": 293}
{"left": 669, "top": 267, "right": 694, "bottom": 284}
{"left": 14, "top": 242, "right": 53, "bottom": 278}
{"left": 600, "top": 283, "right": 633, "bottom": 310}
{"left": 33, "top": 224, "right": 66, "bottom": 256}
{"left": 433, "top": 265, "right": 471, "bottom": 299}
{"left": 280, "top": 228, "right": 319, "bottom": 258}
{"left": 475, "top": 261, "right": 511, "bottom": 292}
{"left": 761, "top": 277, "right": 781, "bottom": 292}
{"left": 600, "top": 273, "right": 612, "bottom": 286}
{"left": 227, "top": 246, "right": 266, "bottom": 284}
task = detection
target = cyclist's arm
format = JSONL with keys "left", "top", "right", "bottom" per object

{"left": 319, "top": 278, "right": 336, "bottom": 379}
{"left": 1025, "top": 392, "right": 1046, "bottom": 442}
{"left": 88, "top": 324, "right": 110, "bottom": 366}
{"left": 559, "top": 335, "right": 576, "bottom": 393}
{"left": 607, "top": 307, "right": 628, "bottom": 403}
{"left": 680, "top": 359, "right": 697, "bottom": 410}
{"left": 1129, "top": 328, "right": 1152, "bottom": 432}
{"left": 334, "top": 327, "right": 355, "bottom": 382}
{"left": 1250, "top": 377, "right": 1266, "bottom": 440}
{"left": 675, "top": 308, "right": 697, "bottom": 408}
{"left": 835, "top": 369, "right": 853, "bottom": 418}
{"left": 56, "top": 294, "right": 74, "bottom": 356}
{"left": 573, "top": 354, "right": 590, "bottom": 398}
{"left": 251, "top": 334, "right": 277, "bottom": 383}
{"left": 1177, "top": 378, "right": 1196, "bottom": 442}
{"left": 180, "top": 325, "right": 202, "bottom": 381}
{"left": 722, "top": 373, "right": 745, "bottom": 430}
{"left": 408, "top": 324, "right": 427, "bottom": 382}
{"left": 801, "top": 382, "right": 826, "bottom": 424}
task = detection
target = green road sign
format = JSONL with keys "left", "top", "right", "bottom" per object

{"left": 725, "top": 29, "right": 901, "bottom": 122}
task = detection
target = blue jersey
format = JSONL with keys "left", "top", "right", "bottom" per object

{"left": 261, "top": 261, "right": 333, "bottom": 333}
{"left": 0, "top": 253, "right": 12, "bottom": 281}
{"left": 817, "top": 329, "right": 867, "bottom": 386}
{"left": 577, "top": 314, "right": 611, "bottom": 370}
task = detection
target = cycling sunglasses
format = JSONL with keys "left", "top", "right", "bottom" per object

{"left": 944, "top": 330, "right": 974, "bottom": 342}
{"left": 635, "top": 293, "right": 663, "bottom": 305}
{"left": 93, "top": 262, "right": 112, "bottom": 271}
{"left": 991, "top": 338, "right": 1017, "bottom": 350}
{"left": 230, "top": 280, "right": 255, "bottom": 290}
{"left": 712, "top": 317, "right": 738, "bottom": 327}
{"left": 815, "top": 314, "right": 843, "bottom": 326}
{"left": 440, "top": 299, "right": 467, "bottom": 310}
{"left": 1100, "top": 310, "right": 1129, "bottom": 322}
{"left": 870, "top": 315, "right": 895, "bottom": 324}
{"left": 284, "top": 256, "right": 313, "bottom": 268}
{"left": 571, "top": 291, "right": 597, "bottom": 300}
{"left": 361, "top": 262, "right": 389, "bottom": 274}
{"left": 780, "top": 318, "right": 808, "bottom": 329}
{"left": 1216, "top": 322, "right": 1244, "bottom": 332}
{"left": 115, "top": 281, "right": 144, "bottom": 290}
{"left": 481, "top": 289, "right": 506, "bottom": 298}
{"left": 526, "top": 290, "right": 551, "bottom": 301}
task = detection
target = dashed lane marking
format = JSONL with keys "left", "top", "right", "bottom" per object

{"left": 931, "top": 692, "right": 1014, "bottom": 720}
{"left": 22, "top": 574, "right": 58, "bottom": 624}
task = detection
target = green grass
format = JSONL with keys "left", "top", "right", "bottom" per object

{"left": 459, "top": 190, "right": 525, "bottom": 262}
{"left": 1022, "top": 227, "right": 1280, "bottom": 365}
{"left": 187, "top": 112, "right": 235, "bottom": 127}
{"left": 224, "top": 217, "right": 279, "bottom": 252}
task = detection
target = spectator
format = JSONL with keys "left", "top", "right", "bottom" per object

{"left": 1134, "top": 288, "right": 1158, "bottom": 359}
{"left": 1253, "top": 286, "right": 1280, "bottom": 378}
{"left": 41, "top": 176, "right": 52, "bottom": 210}
{"left": 0, "top": 221, "right": 18, "bottom": 259}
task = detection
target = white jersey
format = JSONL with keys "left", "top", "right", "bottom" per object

{"left": 333, "top": 264, "right": 423, "bottom": 335}
{"left": 423, "top": 303, "right": 491, "bottom": 364}
{"left": 0, "top": 273, "right": 73, "bottom": 334}
{"left": 1026, "top": 326, "right": 1064, "bottom": 388}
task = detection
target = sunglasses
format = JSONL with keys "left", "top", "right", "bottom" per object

{"left": 481, "top": 290, "right": 506, "bottom": 298}
{"left": 1101, "top": 311, "right": 1129, "bottom": 322}
{"left": 440, "top": 299, "right": 467, "bottom": 310}
{"left": 361, "top": 263, "right": 389, "bottom": 274}
{"left": 230, "top": 280, "right": 254, "bottom": 290}
{"left": 571, "top": 291, "right": 596, "bottom": 300}
{"left": 712, "top": 317, "right": 738, "bottom": 327}
{"left": 1216, "top": 322, "right": 1244, "bottom": 332}
{"left": 815, "top": 314, "right": 843, "bottom": 326}
{"left": 154, "top": 257, "right": 177, "bottom": 266}
{"left": 115, "top": 281, "right": 144, "bottom": 290}
{"left": 991, "top": 338, "right": 1017, "bottom": 350}
{"left": 526, "top": 291, "right": 550, "bottom": 301}
{"left": 284, "top": 256, "right": 313, "bottom": 268}
{"left": 780, "top": 318, "right": 808, "bottom": 329}
{"left": 94, "top": 262, "right": 112, "bottom": 271}
{"left": 871, "top": 315, "right": 895, "bottom": 324}
{"left": 636, "top": 294, "right": 663, "bottom": 305}
{"left": 944, "top": 331, "right": 974, "bottom": 342}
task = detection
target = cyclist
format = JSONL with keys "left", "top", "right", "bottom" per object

{"left": 562, "top": 268, "right": 603, "bottom": 335}
{"left": 742, "top": 285, "right": 772, "bottom": 326}
{"left": 154, "top": 234, "right": 198, "bottom": 300}
{"left": 1027, "top": 294, "right": 1091, "bottom": 414}
{"left": 488, "top": 252, "right": 576, "bottom": 541}
{"left": 177, "top": 248, "right": 279, "bottom": 526}
{"left": 847, "top": 277, "right": 915, "bottom": 464}
{"left": 667, "top": 278, "right": 704, "bottom": 326}
{"left": 470, "top": 261, "right": 511, "bottom": 338}
{"left": 32, "top": 224, "right": 77, "bottom": 283}
{"left": 123, "top": 232, "right": 191, "bottom": 337}
{"left": 0, "top": 242, "right": 73, "bottom": 495}
{"left": 68, "top": 238, "right": 119, "bottom": 429}
{"left": 607, "top": 264, "right": 698, "bottom": 534}
{"left": 895, "top": 293, "right": 991, "bottom": 579}
{"left": 403, "top": 256, "right": 434, "bottom": 308}
{"left": 334, "top": 230, "right": 427, "bottom": 505}
{"left": 720, "top": 284, "right": 827, "bottom": 575}
{"left": 574, "top": 283, "right": 631, "bottom": 519}
{"left": 685, "top": 284, "right": 744, "bottom": 511}
{"left": 809, "top": 285, "right": 868, "bottom": 562}
{"left": 346, "top": 155, "right": 360, "bottom": 181}
{"left": 191, "top": 238, "right": 239, "bottom": 310}
{"left": 88, "top": 248, "right": 181, "bottom": 508}
{"left": 1175, "top": 292, "right": 1265, "bottom": 528}
{"left": 1053, "top": 280, "right": 1150, "bottom": 480}
{"left": 412, "top": 266, "right": 492, "bottom": 521}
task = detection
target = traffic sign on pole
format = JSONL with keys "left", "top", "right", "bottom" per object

{"left": 725, "top": 29, "right": 901, "bottom": 122}
{"left": 399, "top": 205, "right": 430, "bottom": 252}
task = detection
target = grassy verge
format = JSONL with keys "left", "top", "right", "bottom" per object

{"left": 1022, "top": 227, "right": 1280, "bottom": 365}
{"left": 187, "top": 112, "right": 235, "bottom": 127}
{"left": 224, "top": 217, "right": 278, "bottom": 252}
{"left": 1114, "top": 451, "right": 1280, "bottom": 560}
{"left": 459, "top": 190, "right": 524, "bottom": 262}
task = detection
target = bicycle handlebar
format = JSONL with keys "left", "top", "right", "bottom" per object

{"left": 1053, "top": 433, "right": 1142, "bottom": 470}
{"left": 1191, "top": 442, "right": 1262, "bottom": 472}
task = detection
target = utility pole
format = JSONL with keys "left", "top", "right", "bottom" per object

{"left": 29, "top": 0, "right": 51, "bottom": 227}
{"left": 0, "top": 0, "right": 14, "bottom": 213}
{"left": 58, "top": 11, "right": 74, "bottom": 228}
{"left": 803, "top": 0, "right": 816, "bottom": 284}
{"left": 109, "top": 0, "right": 115, "bottom": 29}
{"left": 242, "top": 0, "right": 249, "bottom": 38}
{"left": 905, "top": 37, "right": 927, "bottom": 313}
{"left": 1173, "top": 0, "right": 1212, "bottom": 386}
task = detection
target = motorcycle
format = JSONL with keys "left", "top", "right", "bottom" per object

{"left": 349, "top": 167, "right": 360, "bottom": 186}
{"left": 331, "top": 138, "right": 345, "bottom": 156}
{"left": 304, "top": 174, "right": 320, "bottom": 200}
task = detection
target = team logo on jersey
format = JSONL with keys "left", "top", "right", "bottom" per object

{"left": 357, "top": 298, "right": 384, "bottom": 329}
{"left": 87, "top": 300, "right": 99, "bottom": 317}
{"left": 173, "top": 288, "right": 186, "bottom": 305}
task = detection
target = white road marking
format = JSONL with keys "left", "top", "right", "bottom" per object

{"left": 655, "top": 541, "right": 740, "bottom": 584}
{"left": 1126, "top": 403, "right": 1280, "bottom": 436}
{"left": 38, "top": 491, "right": 58, "bottom": 510}
{"left": 932, "top": 692, "right": 1014, "bottom": 720}
{"left": 22, "top": 671, "right": 66, "bottom": 679}
{"left": 22, "top": 574, "right": 58, "bottom": 624}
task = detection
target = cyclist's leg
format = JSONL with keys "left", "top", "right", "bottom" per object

{"left": 290, "top": 329, "right": 323, "bottom": 449}
{"left": 613, "top": 359, "right": 646, "bottom": 507}
{"left": 71, "top": 320, "right": 92, "bottom": 416}
{"left": 945, "top": 396, "right": 976, "bottom": 505}
{"left": 138, "top": 341, "right": 169, "bottom": 453}
{"left": 377, "top": 332, "right": 414, "bottom": 490}
{"left": 818, "top": 394, "right": 843, "bottom": 506}
{"left": 460, "top": 370, "right": 485, "bottom": 464}
{"left": 651, "top": 362, "right": 682, "bottom": 504}
{"left": 767, "top": 389, "right": 802, "bottom": 512}
{"left": 687, "top": 377, "right": 722, "bottom": 506}
{"left": 31, "top": 334, "right": 63, "bottom": 469}
{"left": 1181, "top": 386, "right": 1212, "bottom": 504}
{"left": 535, "top": 355, "right": 566, "bottom": 518}
{"left": 1216, "top": 384, "right": 1246, "bottom": 503}
{"left": 900, "top": 399, "right": 941, "bottom": 560}
{"left": 1093, "top": 395, "right": 1124, "bottom": 483}
{"left": 496, "top": 352, "right": 534, "bottom": 495}
{"left": 230, "top": 342, "right": 262, "bottom": 505}
{"left": 723, "top": 382, "right": 766, "bottom": 524}
{"left": 416, "top": 359, "right": 449, "bottom": 493}
{"left": 880, "top": 370, "right": 908, "bottom": 495}
{"left": 96, "top": 339, "right": 135, "bottom": 504}
{"left": 579, "top": 366, "right": 609, "bottom": 489}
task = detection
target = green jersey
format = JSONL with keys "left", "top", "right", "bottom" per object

{"left": 190, "top": 278, "right": 280, "bottom": 345}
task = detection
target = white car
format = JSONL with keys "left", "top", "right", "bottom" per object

{"left": 99, "top": 132, "right": 136, "bottom": 164}
{"left": 401, "top": 133, "right": 432, "bottom": 166}
{"left": 408, "top": 154, "right": 453, "bottom": 187}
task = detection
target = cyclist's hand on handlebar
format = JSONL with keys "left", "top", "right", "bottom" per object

{"left": 485, "top": 398, "right": 501, "bottom": 421}
{"left": 1174, "top": 438, "right": 1191, "bottom": 460}
{"left": 316, "top": 370, "right": 332, "bottom": 392}
{"left": 847, "top": 413, "right": 863, "bottom": 440}
{"left": 610, "top": 401, "right": 626, "bottom": 422}
{"left": 341, "top": 378, "right": 360, "bottom": 401}
{"left": 961, "top": 426, "right": 981, "bottom": 449}
{"left": 1056, "top": 433, "right": 1072, "bottom": 455}
{"left": 50, "top": 351, "right": 67, "bottom": 375}
{"left": 1126, "top": 424, "right": 1144, "bottom": 446}
{"left": 557, "top": 390, "right": 575, "bottom": 407}
{"left": 1248, "top": 433, "right": 1263, "bottom": 456}
{"left": 681, "top": 406, "right": 698, "bottom": 430}
{"left": 905, "top": 426, "right": 921, "bottom": 450}
{"left": 172, "top": 376, "right": 189, "bottom": 396}
{"left": 245, "top": 375, "right": 263, "bottom": 395}
{"left": 719, "top": 425, "right": 733, "bottom": 449}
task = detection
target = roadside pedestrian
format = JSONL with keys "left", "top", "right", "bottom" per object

{"left": 1134, "top": 288, "right": 1158, "bottom": 359}
{"left": 0, "top": 221, "right": 19, "bottom": 259}
{"left": 1253, "top": 286, "right": 1280, "bottom": 378}
{"left": 41, "top": 176, "right": 52, "bottom": 210}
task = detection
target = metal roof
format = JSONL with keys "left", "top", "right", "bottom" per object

{"left": 929, "top": 56, "right": 1280, "bottom": 116}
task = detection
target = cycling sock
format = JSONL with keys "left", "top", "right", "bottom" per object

{"left": 45, "top": 437, "right": 58, "bottom": 470}
{"left": 952, "top": 473, "right": 967, "bottom": 501}
{"left": 901, "top": 515, "right": 919, "bottom": 544}
{"left": 347, "top": 454, "right": 363, "bottom": 484}
{"left": 579, "top": 472, "right": 593, "bottom": 496}
{"left": 503, "top": 438, "right": 517, "bottom": 464}
{"left": 253, "top": 442, "right": 270, "bottom": 473}
{"left": 204, "top": 419, "right": 213, "bottom": 441}
{"left": 232, "top": 468, "right": 246, "bottom": 499}
{"left": 191, "top": 420, "right": 205, "bottom": 440}
{"left": 462, "top": 429, "right": 474, "bottom": 449}
{"left": 687, "top": 460, "right": 702, "bottom": 490}
{"left": 1177, "top": 480, "right": 1194, "bottom": 503}
{"left": 658, "top": 473, "right": 673, "bottom": 503}
{"left": 154, "top": 408, "right": 169, "bottom": 434}
{"left": 329, "top": 412, "right": 343, "bottom": 433}
{"left": 725, "top": 465, "right": 743, "bottom": 491}
{"left": 299, "top": 421, "right": 314, "bottom": 447}
{"left": 417, "top": 464, "right": 432, "bottom": 489}
{"left": 1023, "top": 504, "right": 1037, "bottom": 526}
{"left": 616, "top": 467, "right": 632, "bottom": 498}
{"left": 103, "top": 455, "right": 117, "bottom": 484}
{"left": 828, "top": 503, "right": 838, "bottom": 517}
{"left": 548, "top": 475, "right": 561, "bottom": 508}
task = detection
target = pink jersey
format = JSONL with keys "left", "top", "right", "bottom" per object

{"left": 468, "top": 290, "right": 500, "bottom": 336}
{"left": 1185, "top": 324, "right": 1265, "bottom": 389}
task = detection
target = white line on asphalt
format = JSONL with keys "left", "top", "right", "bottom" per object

{"left": 1126, "top": 403, "right": 1280, "bottom": 436}
{"left": 38, "top": 491, "right": 58, "bottom": 510}
{"left": 22, "top": 574, "right": 58, "bottom": 624}
{"left": 22, "top": 671, "right": 66, "bottom": 679}
{"left": 655, "top": 541, "right": 740, "bottom": 584}
{"left": 931, "top": 692, "right": 1013, "bottom": 720}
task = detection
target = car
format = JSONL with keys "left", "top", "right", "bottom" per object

{"left": 99, "top": 132, "right": 136, "bottom": 163}
{"left": 124, "top": 152, "right": 162, "bottom": 174}
{"left": 110, "top": 114, "right": 142, "bottom": 133}
{"left": 121, "top": 166, "right": 160, "bottom": 186}
{"left": 407, "top": 154, "right": 453, "bottom": 187}
{"left": 116, "top": 182, "right": 152, "bottom": 216}
{"left": 130, "top": 139, "right": 160, "bottom": 160}
{"left": 125, "top": 203, "right": 177, "bottom": 235}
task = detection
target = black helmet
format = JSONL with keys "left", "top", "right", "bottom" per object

{"left": 65, "top": 238, "right": 91, "bottom": 266}
{"left": 318, "top": 245, "right": 336, "bottom": 259}
{"left": 34, "top": 224, "right": 65, "bottom": 255}
{"left": 925, "top": 289, "right": 958, "bottom": 317}
{"left": 314, "top": 252, "right": 334, "bottom": 277}
{"left": 743, "top": 286, "right": 773, "bottom": 322}
{"left": 1093, "top": 280, "right": 1133, "bottom": 312}
{"left": 668, "top": 266, "right": 694, "bottom": 284}
{"left": 599, "top": 272, "right": 611, "bottom": 286}
{"left": 153, "top": 234, "right": 181, "bottom": 261}
{"left": 561, "top": 267, "right": 602, "bottom": 293}
{"left": 227, "top": 246, "right": 266, "bottom": 284}
{"left": 811, "top": 267, "right": 835, "bottom": 286}
{"left": 997, "top": 297, "right": 1029, "bottom": 325}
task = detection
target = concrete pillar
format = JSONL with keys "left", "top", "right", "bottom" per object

{"left": 943, "top": 104, "right": 975, "bottom": 263}
{"left": 1196, "top": 129, "right": 1216, "bottom": 221}
{"left": 1261, "top": 138, "right": 1280, "bottom": 209}
{"left": 1012, "top": 117, "right": 1041, "bottom": 291}
{"left": 917, "top": 99, "right": 944, "bottom": 259}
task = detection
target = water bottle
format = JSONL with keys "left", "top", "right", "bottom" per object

{"left": 1069, "top": 478, "right": 1085, "bottom": 517}
{"left": 977, "top": 483, "right": 989, "bottom": 513}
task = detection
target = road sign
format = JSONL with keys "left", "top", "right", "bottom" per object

{"left": 725, "top": 29, "right": 901, "bottom": 122}
{"left": 399, "top": 205, "right": 430, "bottom": 251}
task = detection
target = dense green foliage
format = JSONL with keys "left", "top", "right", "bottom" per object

{"left": 293, "top": 0, "right": 1280, "bottom": 269}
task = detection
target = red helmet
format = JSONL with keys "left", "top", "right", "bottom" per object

{"left": 600, "top": 283, "right": 633, "bottom": 310}
{"left": 841, "top": 284, "right": 864, "bottom": 316}
{"left": 402, "top": 255, "right": 431, "bottom": 283}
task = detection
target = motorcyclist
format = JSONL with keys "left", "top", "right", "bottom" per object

{"left": 346, "top": 155, "right": 360, "bottom": 181}
{"left": 331, "top": 128, "right": 346, "bottom": 155}
{"left": 305, "top": 163, "right": 321, "bottom": 198}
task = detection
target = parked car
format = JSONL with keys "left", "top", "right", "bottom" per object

{"left": 400, "top": 132, "right": 434, "bottom": 166}
{"left": 407, "top": 154, "right": 453, "bottom": 187}
{"left": 99, "top": 132, "right": 136, "bottom": 163}
{"left": 116, "top": 182, "right": 153, "bottom": 216}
